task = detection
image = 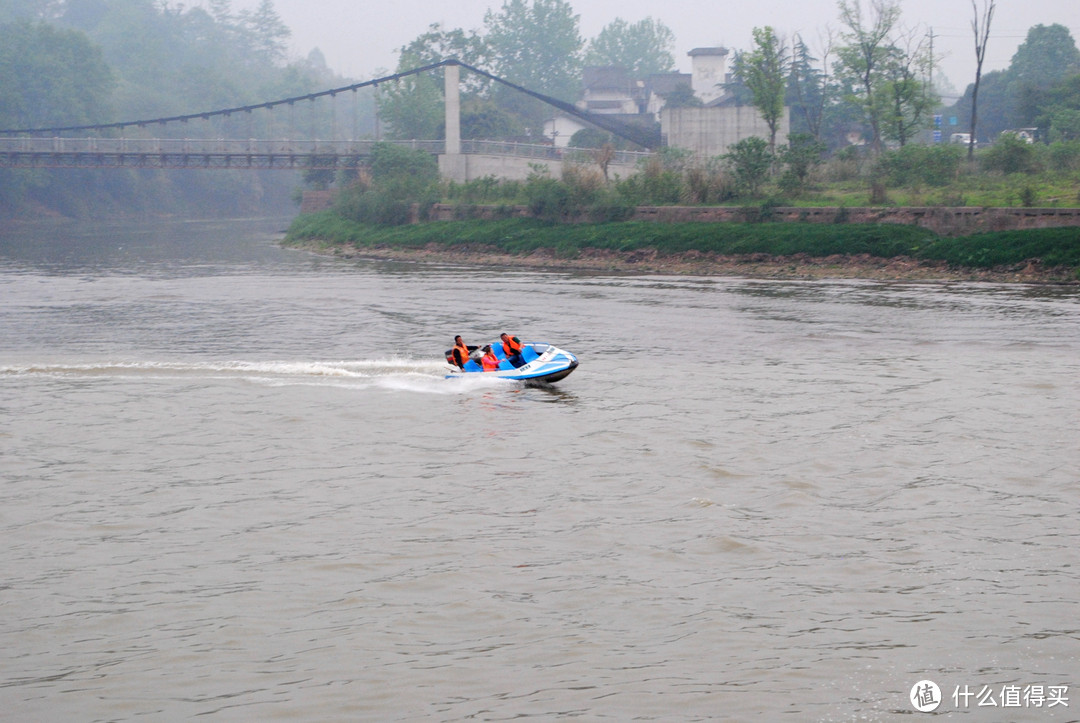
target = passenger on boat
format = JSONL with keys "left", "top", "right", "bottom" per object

{"left": 480, "top": 345, "right": 500, "bottom": 371}
{"left": 500, "top": 332, "right": 524, "bottom": 367}
{"left": 451, "top": 335, "right": 472, "bottom": 369}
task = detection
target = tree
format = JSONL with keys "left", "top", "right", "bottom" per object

{"left": 969, "top": 0, "right": 995, "bottom": 161}
{"left": 484, "top": 0, "right": 583, "bottom": 137}
{"left": 723, "top": 54, "right": 755, "bottom": 106}
{"left": 336, "top": 143, "right": 440, "bottom": 226}
{"left": 787, "top": 33, "right": 834, "bottom": 140}
{"left": 390, "top": 23, "right": 488, "bottom": 92}
{"left": 836, "top": 0, "right": 901, "bottom": 153}
{"left": 377, "top": 24, "right": 487, "bottom": 141}
{"left": 461, "top": 97, "right": 524, "bottom": 139}
{"left": 585, "top": 17, "right": 675, "bottom": 76}
{"left": 661, "top": 82, "right": 704, "bottom": 109}
{"left": 239, "top": 0, "right": 290, "bottom": 65}
{"left": 484, "top": 0, "right": 582, "bottom": 100}
{"left": 1042, "top": 74, "right": 1080, "bottom": 141}
{"left": 568, "top": 127, "right": 612, "bottom": 148}
{"left": 378, "top": 68, "right": 444, "bottom": 140}
{"left": 0, "top": 21, "right": 114, "bottom": 129}
{"left": 1004, "top": 24, "right": 1080, "bottom": 130}
{"left": 878, "top": 28, "right": 937, "bottom": 146}
{"left": 736, "top": 26, "right": 788, "bottom": 152}
{"left": 1008, "top": 24, "right": 1080, "bottom": 89}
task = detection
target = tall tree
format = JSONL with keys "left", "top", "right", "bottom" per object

{"left": 484, "top": 0, "right": 582, "bottom": 100}
{"left": 736, "top": 26, "right": 788, "bottom": 152}
{"left": 484, "top": 0, "right": 583, "bottom": 138}
{"left": 0, "top": 21, "right": 114, "bottom": 129}
{"left": 240, "top": 0, "right": 290, "bottom": 65}
{"left": 378, "top": 23, "right": 488, "bottom": 141}
{"left": 787, "top": 32, "right": 834, "bottom": 140}
{"left": 836, "top": 0, "right": 901, "bottom": 153}
{"left": 1008, "top": 23, "right": 1080, "bottom": 89}
{"left": 968, "top": 0, "right": 995, "bottom": 161}
{"left": 585, "top": 17, "right": 675, "bottom": 76}
{"left": 878, "top": 27, "right": 937, "bottom": 146}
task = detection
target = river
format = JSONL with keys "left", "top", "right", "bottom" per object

{"left": 1, "top": 218, "right": 1077, "bottom": 721}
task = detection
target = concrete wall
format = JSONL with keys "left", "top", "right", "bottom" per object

{"left": 663, "top": 106, "right": 790, "bottom": 158}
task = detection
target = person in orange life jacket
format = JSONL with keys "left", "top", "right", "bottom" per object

{"left": 480, "top": 345, "right": 500, "bottom": 371}
{"left": 451, "top": 335, "right": 472, "bottom": 369}
{"left": 500, "top": 332, "right": 524, "bottom": 367}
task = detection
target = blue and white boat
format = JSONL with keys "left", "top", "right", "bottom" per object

{"left": 445, "top": 341, "right": 579, "bottom": 384}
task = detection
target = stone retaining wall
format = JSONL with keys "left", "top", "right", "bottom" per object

{"left": 300, "top": 190, "right": 335, "bottom": 214}
{"left": 427, "top": 203, "right": 1080, "bottom": 236}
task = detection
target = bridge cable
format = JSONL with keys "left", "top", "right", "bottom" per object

{"left": 0, "top": 59, "right": 660, "bottom": 150}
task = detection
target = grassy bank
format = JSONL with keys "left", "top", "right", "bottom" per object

{"left": 285, "top": 212, "right": 1080, "bottom": 280}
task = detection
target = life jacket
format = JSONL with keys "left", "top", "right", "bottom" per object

{"left": 452, "top": 341, "right": 471, "bottom": 368}
{"left": 481, "top": 352, "right": 499, "bottom": 371}
{"left": 502, "top": 335, "right": 523, "bottom": 356}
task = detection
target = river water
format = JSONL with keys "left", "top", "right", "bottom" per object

{"left": 1, "top": 218, "right": 1077, "bottom": 721}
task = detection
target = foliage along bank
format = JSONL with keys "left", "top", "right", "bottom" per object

{"left": 285, "top": 212, "right": 1080, "bottom": 279}
{"left": 290, "top": 143, "right": 1080, "bottom": 279}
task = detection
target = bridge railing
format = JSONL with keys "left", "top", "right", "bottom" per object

{"left": 0, "top": 137, "right": 449, "bottom": 155}
{"left": 0, "top": 136, "right": 653, "bottom": 163}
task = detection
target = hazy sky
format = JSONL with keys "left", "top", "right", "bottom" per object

{"left": 230, "top": 0, "right": 1077, "bottom": 96}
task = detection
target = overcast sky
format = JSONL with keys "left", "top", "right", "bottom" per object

{"left": 230, "top": 0, "right": 1077, "bottom": 97}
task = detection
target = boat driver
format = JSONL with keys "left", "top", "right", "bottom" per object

{"left": 500, "top": 332, "right": 525, "bottom": 368}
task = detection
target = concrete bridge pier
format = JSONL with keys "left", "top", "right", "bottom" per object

{"left": 439, "top": 63, "right": 468, "bottom": 183}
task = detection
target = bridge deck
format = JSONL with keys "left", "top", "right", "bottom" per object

{"left": 0, "top": 138, "right": 650, "bottom": 170}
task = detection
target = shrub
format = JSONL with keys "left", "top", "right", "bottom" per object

{"left": 568, "top": 128, "right": 611, "bottom": 149}
{"left": 777, "top": 133, "right": 827, "bottom": 195}
{"left": 615, "top": 154, "right": 684, "bottom": 205}
{"left": 1046, "top": 140, "right": 1080, "bottom": 172}
{"left": 980, "top": 134, "right": 1039, "bottom": 174}
{"left": 723, "top": 137, "right": 773, "bottom": 197}
{"left": 877, "top": 144, "right": 964, "bottom": 187}
{"left": 333, "top": 143, "right": 440, "bottom": 226}
{"left": 822, "top": 146, "right": 865, "bottom": 182}
{"left": 525, "top": 176, "right": 574, "bottom": 221}
{"left": 683, "top": 160, "right": 734, "bottom": 204}
{"left": 561, "top": 164, "right": 606, "bottom": 203}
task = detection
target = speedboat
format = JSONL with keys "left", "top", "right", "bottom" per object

{"left": 445, "top": 341, "right": 579, "bottom": 384}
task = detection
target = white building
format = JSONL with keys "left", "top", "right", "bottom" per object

{"left": 543, "top": 45, "right": 782, "bottom": 158}
{"left": 688, "top": 47, "right": 729, "bottom": 106}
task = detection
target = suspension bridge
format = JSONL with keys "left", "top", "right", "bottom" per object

{"left": 0, "top": 60, "right": 654, "bottom": 181}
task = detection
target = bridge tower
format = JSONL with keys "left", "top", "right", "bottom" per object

{"left": 439, "top": 62, "right": 467, "bottom": 182}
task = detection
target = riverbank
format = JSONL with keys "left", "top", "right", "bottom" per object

{"left": 289, "top": 240, "right": 1080, "bottom": 283}
{"left": 284, "top": 215, "right": 1080, "bottom": 284}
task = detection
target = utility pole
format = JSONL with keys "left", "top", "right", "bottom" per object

{"left": 927, "top": 26, "right": 934, "bottom": 92}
